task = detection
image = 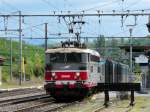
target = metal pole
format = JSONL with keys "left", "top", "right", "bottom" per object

{"left": 19, "top": 11, "right": 22, "bottom": 85}
{"left": 23, "top": 57, "right": 25, "bottom": 81}
{"left": 10, "top": 37, "right": 12, "bottom": 80}
{"left": 129, "top": 28, "right": 133, "bottom": 72}
{"left": 130, "top": 90, "right": 135, "bottom": 106}
{"left": 145, "top": 74, "right": 147, "bottom": 88}
{"left": 104, "top": 90, "right": 109, "bottom": 107}
{"left": 45, "top": 23, "right": 48, "bottom": 51}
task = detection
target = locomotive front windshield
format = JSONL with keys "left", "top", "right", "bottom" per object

{"left": 49, "top": 53, "right": 83, "bottom": 63}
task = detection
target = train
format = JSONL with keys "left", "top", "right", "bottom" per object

{"left": 44, "top": 41, "right": 129, "bottom": 100}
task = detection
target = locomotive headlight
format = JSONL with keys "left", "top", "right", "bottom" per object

{"left": 51, "top": 72, "right": 55, "bottom": 77}
{"left": 76, "top": 72, "right": 80, "bottom": 77}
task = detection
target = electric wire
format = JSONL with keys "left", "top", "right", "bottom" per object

{"left": 83, "top": 0, "right": 122, "bottom": 12}
{"left": 41, "top": 0, "right": 59, "bottom": 11}
{"left": 1, "top": 0, "right": 19, "bottom": 12}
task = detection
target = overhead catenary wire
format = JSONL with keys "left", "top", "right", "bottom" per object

{"left": 82, "top": 0, "right": 122, "bottom": 12}
{"left": 41, "top": 0, "right": 59, "bottom": 11}
{"left": 0, "top": 36, "right": 150, "bottom": 40}
{"left": 1, "top": 0, "right": 19, "bottom": 12}
{"left": 111, "top": 23, "right": 146, "bottom": 37}
{"left": 123, "top": 0, "right": 143, "bottom": 11}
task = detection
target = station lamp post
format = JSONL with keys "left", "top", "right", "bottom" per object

{"left": 129, "top": 28, "right": 133, "bottom": 72}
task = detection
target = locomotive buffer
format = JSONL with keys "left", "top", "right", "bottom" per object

{"left": 98, "top": 83, "right": 141, "bottom": 107}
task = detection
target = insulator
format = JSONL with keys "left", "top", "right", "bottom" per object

{"left": 121, "top": 15, "right": 124, "bottom": 27}
{"left": 22, "top": 17, "right": 24, "bottom": 23}
{"left": 58, "top": 17, "right": 61, "bottom": 23}
{"left": 69, "top": 28, "right": 73, "bottom": 33}
{"left": 98, "top": 19, "right": 101, "bottom": 24}
{"left": 68, "top": 11, "right": 71, "bottom": 13}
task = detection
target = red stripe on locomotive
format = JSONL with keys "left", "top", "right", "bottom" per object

{"left": 45, "top": 71, "right": 88, "bottom": 81}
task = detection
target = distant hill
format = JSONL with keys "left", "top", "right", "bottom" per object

{"left": 0, "top": 38, "right": 45, "bottom": 82}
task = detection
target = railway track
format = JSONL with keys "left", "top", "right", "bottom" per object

{"left": 14, "top": 101, "right": 77, "bottom": 112}
{"left": 0, "top": 95, "right": 77, "bottom": 112}
{"left": 0, "top": 90, "right": 135, "bottom": 112}
{"left": 0, "top": 88, "right": 78, "bottom": 112}
{"left": 0, "top": 88, "right": 43, "bottom": 98}
{"left": 13, "top": 100, "right": 55, "bottom": 112}
{"left": 0, "top": 94, "right": 54, "bottom": 112}
{"left": 0, "top": 92, "right": 50, "bottom": 106}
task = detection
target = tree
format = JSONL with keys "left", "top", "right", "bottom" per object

{"left": 94, "top": 35, "right": 105, "bottom": 56}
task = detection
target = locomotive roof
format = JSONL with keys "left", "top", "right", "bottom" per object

{"left": 46, "top": 48, "right": 100, "bottom": 57}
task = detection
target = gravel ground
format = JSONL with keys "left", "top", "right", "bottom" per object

{"left": 57, "top": 92, "right": 150, "bottom": 112}
{"left": 31, "top": 102, "right": 66, "bottom": 112}
{"left": 59, "top": 92, "right": 109, "bottom": 112}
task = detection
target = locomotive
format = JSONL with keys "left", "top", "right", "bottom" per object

{"left": 44, "top": 41, "right": 129, "bottom": 100}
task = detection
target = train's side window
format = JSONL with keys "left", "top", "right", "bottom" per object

{"left": 91, "top": 66, "right": 93, "bottom": 72}
{"left": 98, "top": 66, "right": 101, "bottom": 73}
{"left": 90, "top": 55, "right": 100, "bottom": 62}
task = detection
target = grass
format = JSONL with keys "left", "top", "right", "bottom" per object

{"left": 60, "top": 94, "right": 150, "bottom": 112}
{"left": 105, "top": 96, "right": 150, "bottom": 112}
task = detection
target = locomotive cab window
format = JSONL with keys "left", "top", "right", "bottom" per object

{"left": 90, "top": 54, "right": 100, "bottom": 62}
{"left": 50, "top": 53, "right": 65, "bottom": 63}
{"left": 48, "top": 53, "right": 88, "bottom": 63}
{"left": 67, "top": 53, "right": 81, "bottom": 62}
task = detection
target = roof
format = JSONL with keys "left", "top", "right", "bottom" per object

{"left": 46, "top": 48, "right": 100, "bottom": 57}
{"left": 119, "top": 45, "right": 150, "bottom": 52}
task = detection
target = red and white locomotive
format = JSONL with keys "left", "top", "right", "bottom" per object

{"left": 44, "top": 41, "right": 129, "bottom": 99}
{"left": 44, "top": 42, "right": 102, "bottom": 99}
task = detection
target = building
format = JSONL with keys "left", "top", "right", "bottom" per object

{"left": 120, "top": 46, "right": 150, "bottom": 89}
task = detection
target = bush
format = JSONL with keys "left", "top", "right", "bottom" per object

{"left": 2, "top": 72, "right": 9, "bottom": 83}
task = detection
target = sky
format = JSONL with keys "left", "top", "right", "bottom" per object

{"left": 0, "top": 0, "right": 150, "bottom": 45}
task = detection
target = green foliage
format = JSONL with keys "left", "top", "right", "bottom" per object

{"left": 0, "top": 38, "right": 44, "bottom": 82}
{"left": 134, "top": 63, "right": 141, "bottom": 73}
{"left": 93, "top": 35, "right": 105, "bottom": 56}
{"left": 33, "top": 53, "right": 44, "bottom": 78}
{"left": 91, "top": 36, "right": 150, "bottom": 64}
{"left": 1, "top": 71, "right": 9, "bottom": 82}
